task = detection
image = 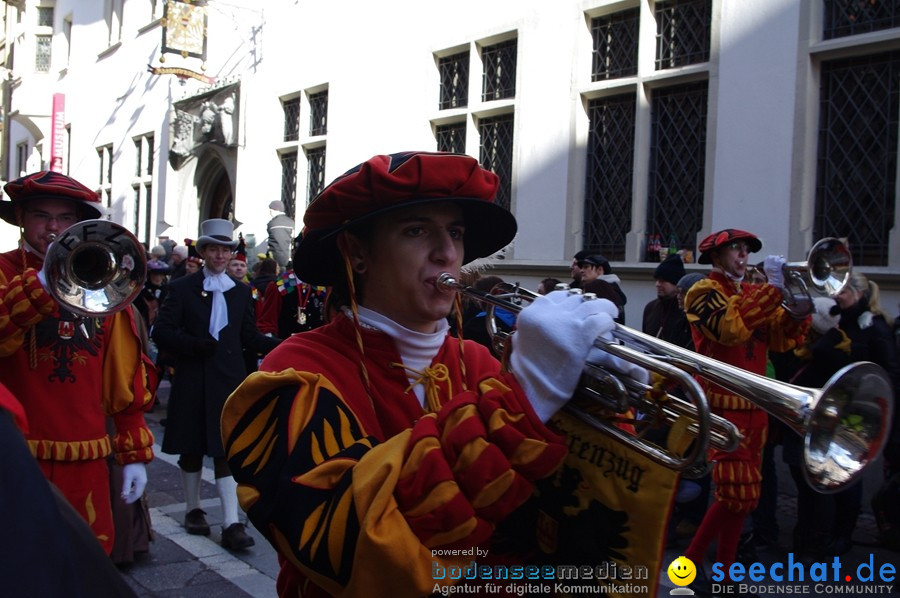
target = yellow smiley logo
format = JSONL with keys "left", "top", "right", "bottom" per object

{"left": 667, "top": 556, "right": 697, "bottom": 586}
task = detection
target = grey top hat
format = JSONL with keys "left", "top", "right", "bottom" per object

{"left": 196, "top": 218, "right": 239, "bottom": 251}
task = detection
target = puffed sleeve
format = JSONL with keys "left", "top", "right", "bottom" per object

{"left": 103, "top": 308, "right": 156, "bottom": 465}
{"left": 0, "top": 267, "right": 56, "bottom": 356}
{"left": 222, "top": 369, "right": 565, "bottom": 597}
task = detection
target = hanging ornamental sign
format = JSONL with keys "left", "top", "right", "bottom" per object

{"left": 150, "top": 0, "right": 212, "bottom": 84}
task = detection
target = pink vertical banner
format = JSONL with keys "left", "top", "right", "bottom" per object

{"left": 50, "top": 93, "right": 65, "bottom": 172}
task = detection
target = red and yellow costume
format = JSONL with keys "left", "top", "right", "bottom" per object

{"left": 0, "top": 249, "right": 156, "bottom": 554}
{"left": 222, "top": 313, "right": 567, "bottom": 597}
{"left": 683, "top": 269, "right": 808, "bottom": 569}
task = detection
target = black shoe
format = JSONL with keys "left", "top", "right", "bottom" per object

{"left": 184, "top": 508, "right": 210, "bottom": 536}
{"left": 221, "top": 523, "right": 255, "bottom": 550}
{"left": 735, "top": 532, "right": 759, "bottom": 564}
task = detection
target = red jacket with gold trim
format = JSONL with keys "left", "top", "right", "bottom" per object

{"left": 0, "top": 248, "right": 155, "bottom": 465}
{"left": 684, "top": 269, "right": 809, "bottom": 411}
{"left": 222, "top": 313, "right": 567, "bottom": 598}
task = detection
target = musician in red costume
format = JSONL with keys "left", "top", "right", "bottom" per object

{"left": 0, "top": 171, "right": 156, "bottom": 555}
{"left": 682, "top": 229, "right": 809, "bottom": 590}
{"left": 221, "top": 152, "right": 628, "bottom": 597}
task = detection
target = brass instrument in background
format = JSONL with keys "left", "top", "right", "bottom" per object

{"left": 437, "top": 272, "right": 893, "bottom": 494}
{"left": 43, "top": 219, "right": 147, "bottom": 318}
{"left": 751, "top": 236, "right": 852, "bottom": 318}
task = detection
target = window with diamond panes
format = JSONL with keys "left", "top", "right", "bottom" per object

{"left": 478, "top": 114, "right": 514, "bottom": 211}
{"left": 283, "top": 97, "right": 300, "bottom": 142}
{"left": 482, "top": 39, "right": 517, "bottom": 101}
{"left": 815, "top": 51, "right": 899, "bottom": 267}
{"left": 37, "top": 6, "right": 54, "bottom": 27}
{"left": 309, "top": 91, "right": 328, "bottom": 136}
{"left": 824, "top": 0, "right": 900, "bottom": 40}
{"left": 646, "top": 81, "right": 708, "bottom": 259}
{"left": 591, "top": 9, "right": 639, "bottom": 81}
{"left": 35, "top": 34, "right": 51, "bottom": 72}
{"left": 439, "top": 51, "right": 469, "bottom": 109}
{"left": 307, "top": 146, "right": 326, "bottom": 204}
{"left": 583, "top": 95, "right": 636, "bottom": 261}
{"left": 436, "top": 122, "right": 466, "bottom": 154}
{"left": 280, "top": 151, "right": 297, "bottom": 217}
{"left": 655, "top": 0, "right": 711, "bottom": 70}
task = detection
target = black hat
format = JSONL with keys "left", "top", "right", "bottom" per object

{"left": 580, "top": 254, "right": 612, "bottom": 274}
{"left": 654, "top": 254, "right": 685, "bottom": 285}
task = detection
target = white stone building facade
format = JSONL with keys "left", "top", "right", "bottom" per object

{"left": 1, "top": 0, "right": 899, "bottom": 325}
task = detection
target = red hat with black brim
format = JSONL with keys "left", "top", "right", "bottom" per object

{"left": 0, "top": 171, "right": 103, "bottom": 226}
{"left": 294, "top": 151, "right": 517, "bottom": 286}
{"left": 697, "top": 228, "right": 762, "bottom": 264}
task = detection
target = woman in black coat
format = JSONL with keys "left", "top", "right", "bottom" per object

{"left": 152, "top": 219, "right": 280, "bottom": 551}
{"left": 785, "top": 273, "right": 899, "bottom": 558}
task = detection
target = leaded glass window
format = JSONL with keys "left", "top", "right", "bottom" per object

{"left": 35, "top": 34, "right": 51, "bottom": 72}
{"left": 280, "top": 151, "right": 297, "bottom": 216}
{"left": 824, "top": 0, "right": 900, "bottom": 39}
{"left": 439, "top": 51, "right": 469, "bottom": 109}
{"left": 307, "top": 146, "right": 326, "bottom": 204}
{"left": 583, "top": 95, "right": 636, "bottom": 260}
{"left": 283, "top": 97, "right": 300, "bottom": 142}
{"left": 478, "top": 114, "right": 514, "bottom": 211}
{"left": 646, "top": 81, "right": 708, "bottom": 258}
{"left": 482, "top": 39, "right": 517, "bottom": 101}
{"left": 655, "top": 0, "right": 711, "bottom": 70}
{"left": 436, "top": 122, "right": 466, "bottom": 154}
{"left": 815, "top": 51, "right": 899, "bottom": 266}
{"left": 309, "top": 91, "right": 328, "bottom": 136}
{"left": 591, "top": 9, "right": 639, "bottom": 81}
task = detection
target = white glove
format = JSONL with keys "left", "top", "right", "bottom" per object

{"left": 811, "top": 296, "right": 840, "bottom": 334}
{"left": 121, "top": 462, "right": 148, "bottom": 504}
{"left": 763, "top": 255, "right": 786, "bottom": 288}
{"left": 510, "top": 290, "right": 618, "bottom": 422}
{"left": 585, "top": 345, "right": 651, "bottom": 386}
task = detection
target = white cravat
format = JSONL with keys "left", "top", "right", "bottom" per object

{"left": 203, "top": 269, "right": 235, "bottom": 339}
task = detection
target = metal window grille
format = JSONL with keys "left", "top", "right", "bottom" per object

{"left": 134, "top": 138, "right": 142, "bottom": 177}
{"left": 144, "top": 184, "right": 153, "bottom": 247}
{"left": 647, "top": 81, "right": 708, "bottom": 260}
{"left": 35, "top": 34, "right": 51, "bottom": 72}
{"left": 133, "top": 186, "right": 141, "bottom": 242}
{"left": 146, "top": 135, "right": 154, "bottom": 175}
{"left": 283, "top": 97, "right": 300, "bottom": 142}
{"left": 306, "top": 146, "right": 327, "bottom": 204}
{"left": 309, "top": 91, "right": 328, "bottom": 136}
{"left": 591, "top": 9, "right": 639, "bottom": 82}
{"left": 824, "top": 0, "right": 900, "bottom": 39}
{"left": 37, "top": 6, "right": 54, "bottom": 27}
{"left": 439, "top": 51, "right": 469, "bottom": 109}
{"left": 482, "top": 39, "right": 517, "bottom": 101}
{"left": 655, "top": 0, "right": 711, "bottom": 70}
{"left": 815, "top": 51, "right": 899, "bottom": 267}
{"left": 583, "top": 94, "right": 637, "bottom": 261}
{"left": 436, "top": 122, "right": 466, "bottom": 153}
{"left": 280, "top": 151, "right": 297, "bottom": 217}
{"left": 478, "top": 114, "right": 514, "bottom": 211}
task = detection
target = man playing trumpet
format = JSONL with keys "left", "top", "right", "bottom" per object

{"left": 682, "top": 229, "right": 809, "bottom": 590}
{"left": 221, "top": 152, "right": 628, "bottom": 597}
{"left": 0, "top": 171, "right": 156, "bottom": 554}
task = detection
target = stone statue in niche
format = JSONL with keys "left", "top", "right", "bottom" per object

{"left": 169, "top": 86, "right": 239, "bottom": 168}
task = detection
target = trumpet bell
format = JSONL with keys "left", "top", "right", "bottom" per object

{"left": 806, "top": 237, "right": 851, "bottom": 296}
{"left": 43, "top": 219, "right": 147, "bottom": 318}
{"left": 805, "top": 362, "right": 894, "bottom": 493}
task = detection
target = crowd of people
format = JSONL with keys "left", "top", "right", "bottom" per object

{"left": 0, "top": 158, "right": 898, "bottom": 598}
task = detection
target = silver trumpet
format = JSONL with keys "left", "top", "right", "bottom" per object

{"left": 437, "top": 273, "right": 893, "bottom": 493}
{"left": 771, "top": 237, "right": 851, "bottom": 318}
{"left": 43, "top": 219, "right": 147, "bottom": 318}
